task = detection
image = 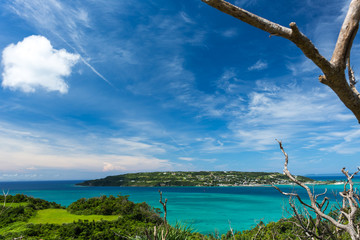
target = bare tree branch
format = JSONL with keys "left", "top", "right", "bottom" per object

{"left": 347, "top": 59, "right": 357, "bottom": 89}
{"left": 0, "top": 190, "right": 9, "bottom": 216}
{"left": 274, "top": 141, "right": 360, "bottom": 240}
{"left": 201, "top": 0, "right": 291, "bottom": 38}
{"left": 2, "top": 190, "right": 8, "bottom": 208}
{"left": 228, "top": 220, "right": 236, "bottom": 240}
{"left": 331, "top": 0, "right": 360, "bottom": 69}
{"left": 201, "top": 0, "right": 360, "bottom": 123}
{"left": 288, "top": 198, "right": 323, "bottom": 240}
{"left": 158, "top": 190, "right": 168, "bottom": 240}
{"left": 201, "top": 0, "right": 332, "bottom": 73}
{"left": 288, "top": 22, "right": 333, "bottom": 74}
{"left": 201, "top": 0, "right": 360, "bottom": 236}
{"left": 272, "top": 184, "right": 312, "bottom": 209}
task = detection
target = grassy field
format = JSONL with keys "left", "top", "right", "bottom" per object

{"left": 28, "top": 209, "right": 119, "bottom": 224}
{"left": 0, "top": 209, "right": 120, "bottom": 235}
{"left": 0, "top": 222, "right": 28, "bottom": 234}
{"left": 4, "top": 202, "right": 28, "bottom": 207}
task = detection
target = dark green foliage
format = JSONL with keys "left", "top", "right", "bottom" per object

{"left": 0, "top": 193, "right": 63, "bottom": 209}
{"left": 143, "top": 223, "right": 195, "bottom": 240}
{"left": 3, "top": 219, "right": 157, "bottom": 240}
{"left": 67, "top": 195, "right": 162, "bottom": 224}
{"left": 0, "top": 194, "right": 162, "bottom": 239}
{"left": 0, "top": 206, "right": 34, "bottom": 226}
{"left": 201, "top": 218, "right": 352, "bottom": 240}
{"left": 0, "top": 194, "right": 63, "bottom": 228}
{"left": 231, "top": 220, "right": 299, "bottom": 239}
{"left": 178, "top": 218, "right": 353, "bottom": 240}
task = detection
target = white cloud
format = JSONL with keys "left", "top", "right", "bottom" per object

{"left": 178, "top": 157, "right": 194, "bottom": 161}
{"left": 179, "top": 11, "right": 194, "bottom": 24}
{"left": 216, "top": 69, "right": 245, "bottom": 94}
{"left": 246, "top": 83, "right": 350, "bottom": 124}
{"left": 1, "top": 35, "right": 79, "bottom": 93}
{"left": 8, "top": 0, "right": 90, "bottom": 52}
{"left": 317, "top": 128, "right": 360, "bottom": 154}
{"left": 7, "top": 1, "right": 113, "bottom": 86}
{"left": 110, "top": 137, "right": 166, "bottom": 154}
{"left": 0, "top": 122, "right": 174, "bottom": 175}
{"left": 286, "top": 58, "right": 317, "bottom": 76}
{"left": 1, "top": 121, "right": 174, "bottom": 175}
{"left": 248, "top": 59, "right": 268, "bottom": 71}
{"left": 195, "top": 137, "right": 227, "bottom": 152}
{"left": 226, "top": 82, "right": 356, "bottom": 150}
{"left": 235, "top": 129, "right": 285, "bottom": 150}
{"left": 102, "top": 156, "right": 171, "bottom": 172}
{"left": 221, "top": 28, "right": 238, "bottom": 38}
{"left": 321, "top": 142, "right": 360, "bottom": 154}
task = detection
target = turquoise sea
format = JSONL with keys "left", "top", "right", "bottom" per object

{"left": 0, "top": 176, "right": 358, "bottom": 234}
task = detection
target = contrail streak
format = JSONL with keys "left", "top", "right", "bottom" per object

{"left": 9, "top": 1, "right": 115, "bottom": 88}
{"left": 79, "top": 56, "right": 114, "bottom": 87}
{"left": 55, "top": 33, "right": 115, "bottom": 88}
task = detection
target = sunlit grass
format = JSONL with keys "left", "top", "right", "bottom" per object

{"left": 28, "top": 209, "right": 119, "bottom": 224}
{"left": 4, "top": 202, "right": 28, "bottom": 207}
{"left": 0, "top": 222, "right": 28, "bottom": 234}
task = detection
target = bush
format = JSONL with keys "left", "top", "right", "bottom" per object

{"left": 67, "top": 195, "right": 162, "bottom": 224}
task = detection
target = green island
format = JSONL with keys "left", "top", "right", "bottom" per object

{"left": 0, "top": 193, "right": 354, "bottom": 239}
{"left": 77, "top": 171, "right": 324, "bottom": 187}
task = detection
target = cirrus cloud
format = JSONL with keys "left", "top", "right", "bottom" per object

{"left": 103, "top": 156, "right": 171, "bottom": 172}
{"left": 248, "top": 59, "right": 268, "bottom": 71}
{"left": 1, "top": 35, "right": 79, "bottom": 94}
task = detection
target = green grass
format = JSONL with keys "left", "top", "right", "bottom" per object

{"left": 0, "top": 222, "right": 28, "bottom": 234}
{"left": 4, "top": 202, "right": 28, "bottom": 207}
{"left": 28, "top": 209, "right": 120, "bottom": 224}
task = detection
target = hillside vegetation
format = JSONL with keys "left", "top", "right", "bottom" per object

{"left": 77, "top": 171, "right": 318, "bottom": 187}
{"left": 0, "top": 193, "right": 355, "bottom": 239}
{"left": 0, "top": 194, "right": 162, "bottom": 239}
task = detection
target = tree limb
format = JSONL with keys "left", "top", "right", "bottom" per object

{"left": 158, "top": 190, "right": 168, "bottom": 240}
{"left": 275, "top": 141, "right": 360, "bottom": 239}
{"left": 201, "top": 0, "right": 291, "bottom": 38}
{"left": 331, "top": 0, "right": 360, "bottom": 69}
{"left": 201, "top": 0, "right": 333, "bottom": 73}
{"left": 202, "top": 0, "right": 360, "bottom": 123}
{"left": 274, "top": 140, "right": 360, "bottom": 238}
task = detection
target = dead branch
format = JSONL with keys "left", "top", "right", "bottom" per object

{"left": 274, "top": 141, "right": 360, "bottom": 240}
{"left": 158, "top": 190, "right": 168, "bottom": 240}
{"left": 347, "top": 58, "right": 357, "bottom": 89}
{"left": 288, "top": 198, "right": 323, "bottom": 240}
{"left": 2, "top": 190, "right": 8, "bottom": 207}
{"left": 331, "top": 0, "right": 360, "bottom": 69}
{"left": 0, "top": 190, "right": 9, "bottom": 216}
{"left": 228, "top": 220, "right": 236, "bottom": 240}
{"left": 252, "top": 223, "right": 263, "bottom": 240}
{"left": 201, "top": 0, "right": 360, "bottom": 122}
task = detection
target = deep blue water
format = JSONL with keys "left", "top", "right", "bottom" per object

{"left": 308, "top": 175, "right": 360, "bottom": 181}
{"left": 0, "top": 177, "right": 358, "bottom": 234}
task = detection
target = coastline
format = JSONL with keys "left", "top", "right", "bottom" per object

{"left": 76, "top": 181, "right": 346, "bottom": 188}
{"left": 76, "top": 171, "right": 351, "bottom": 188}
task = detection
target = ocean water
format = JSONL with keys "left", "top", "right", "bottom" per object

{"left": 0, "top": 178, "right": 358, "bottom": 234}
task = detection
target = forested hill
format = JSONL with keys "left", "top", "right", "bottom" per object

{"left": 77, "top": 171, "right": 318, "bottom": 187}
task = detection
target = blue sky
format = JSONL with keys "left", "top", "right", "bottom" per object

{"left": 0, "top": 0, "right": 359, "bottom": 180}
